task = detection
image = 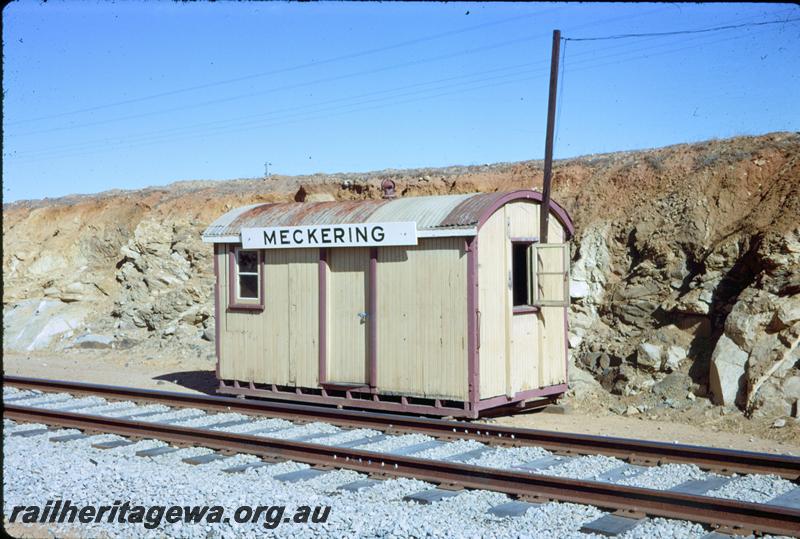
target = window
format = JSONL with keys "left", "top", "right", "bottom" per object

{"left": 229, "top": 247, "right": 263, "bottom": 310}
{"left": 512, "top": 243, "right": 532, "bottom": 307}
{"left": 531, "top": 243, "right": 570, "bottom": 307}
{"left": 511, "top": 241, "right": 570, "bottom": 311}
{"left": 236, "top": 249, "right": 260, "bottom": 299}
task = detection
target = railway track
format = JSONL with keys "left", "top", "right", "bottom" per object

{"left": 4, "top": 401, "right": 799, "bottom": 536}
{"left": 5, "top": 375, "right": 800, "bottom": 480}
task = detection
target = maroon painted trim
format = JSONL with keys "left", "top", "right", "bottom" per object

{"left": 217, "top": 380, "right": 567, "bottom": 418}
{"left": 219, "top": 382, "right": 471, "bottom": 417}
{"left": 318, "top": 248, "right": 328, "bottom": 384}
{"left": 476, "top": 190, "right": 575, "bottom": 239}
{"left": 213, "top": 244, "right": 221, "bottom": 380}
{"left": 510, "top": 238, "right": 539, "bottom": 315}
{"left": 564, "top": 306, "right": 570, "bottom": 387}
{"left": 466, "top": 236, "right": 480, "bottom": 406}
{"left": 227, "top": 247, "right": 265, "bottom": 311}
{"left": 319, "top": 382, "right": 370, "bottom": 391}
{"left": 368, "top": 248, "right": 378, "bottom": 388}
{"left": 473, "top": 383, "right": 568, "bottom": 411}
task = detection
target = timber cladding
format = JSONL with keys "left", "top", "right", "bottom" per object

{"left": 376, "top": 238, "right": 468, "bottom": 400}
{"left": 207, "top": 190, "right": 574, "bottom": 417}
{"left": 218, "top": 247, "right": 319, "bottom": 387}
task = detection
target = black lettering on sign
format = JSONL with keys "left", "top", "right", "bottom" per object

{"left": 355, "top": 227, "right": 368, "bottom": 242}
{"left": 333, "top": 228, "right": 345, "bottom": 243}
{"left": 293, "top": 230, "right": 303, "bottom": 244}
{"left": 371, "top": 226, "right": 385, "bottom": 242}
{"left": 308, "top": 229, "right": 318, "bottom": 243}
{"left": 279, "top": 230, "right": 290, "bottom": 244}
{"left": 263, "top": 230, "right": 277, "bottom": 245}
{"left": 321, "top": 228, "right": 331, "bottom": 243}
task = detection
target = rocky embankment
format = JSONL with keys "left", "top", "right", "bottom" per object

{"left": 3, "top": 132, "right": 799, "bottom": 424}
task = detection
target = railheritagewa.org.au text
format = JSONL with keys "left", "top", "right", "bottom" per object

{"left": 8, "top": 500, "right": 331, "bottom": 530}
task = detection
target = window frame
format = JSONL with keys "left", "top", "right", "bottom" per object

{"left": 227, "top": 245, "right": 264, "bottom": 311}
{"left": 511, "top": 238, "right": 539, "bottom": 315}
{"left": 530, "top": 242, "right": 570, "bottom": 308}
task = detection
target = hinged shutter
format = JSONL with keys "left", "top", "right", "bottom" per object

{"left": 531, "top": 243, "right": 570, "bottom": 307}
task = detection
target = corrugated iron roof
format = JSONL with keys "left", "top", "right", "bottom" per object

{"left": 367, "top": 193, "right": 475, "bottom": 229}
{"left": 202, "top": 191, "right": 573, "bottom": 242}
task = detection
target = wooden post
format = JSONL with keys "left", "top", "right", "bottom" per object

{"left": 539, "top": 29, "right": 561, "bottom": 244}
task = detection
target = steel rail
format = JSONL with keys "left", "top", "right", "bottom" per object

{"left": 5, "top": 375, "right": 800, "bottom": 480}
{"left": 4, "top": 404, "right": 799, "bottom": 536}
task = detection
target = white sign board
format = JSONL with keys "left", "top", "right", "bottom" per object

{"left": 241, "top": 222, "right": 418, "bottom": 249}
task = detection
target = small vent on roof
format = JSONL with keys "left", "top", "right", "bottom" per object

{"left": 381, "top": 179, "right": 396, "bottom": 199}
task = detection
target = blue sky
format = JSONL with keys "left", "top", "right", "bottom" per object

{"left": 3, "top": 2, "right": 799, "bottom": 202}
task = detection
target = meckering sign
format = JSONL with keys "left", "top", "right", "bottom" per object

{"left": 241, "top": 222, "right": 418, "bottom": 249}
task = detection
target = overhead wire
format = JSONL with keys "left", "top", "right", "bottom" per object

{"left": 8, "top": 62, "right": 556, "bottom": 158}
{"left": 8, "top": 8, "right": 794, "bottom": 165}
{"left": 549, "top": 14, "right": 798, "bottom": 156}
{"left": 8, "top": 5, "right": 670, "bottom": 137}
{"left": 11, "top": 28, "right": 710, "bottom": 161}
{"left": 10, "top": 10, "right": 719, "bottom": 157}
{"left": 6, "top": 7, "right": 563, "bottom": 126}
{"left": 562, "top": 23, "right": 786, "bottom": 78}
{"left": 9, "top": 33, "right": 553, "bottom": 138}
{"left": 553, "top": 38, "right": 567, "bottom": 155}
{"left": 8, "top": 62, "right": 547, "bottom": 154}
{"left": 564, "top": 16, "right": 800, "bottom": 42}
{"left": 9, "top": 70, "right": 553, "bottom": 162}
{"left": 10, "top": 16, "right": 793, "bottom": 163}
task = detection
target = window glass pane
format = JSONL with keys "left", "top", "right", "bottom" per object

{"left": 239, "top": 275, "right": 259, "bottom": 299}
{"left": 237, "top": 250, "right": 258, "bottom": 273}
{"left": 512, "top": 243, "right": 530, "bottom": 307}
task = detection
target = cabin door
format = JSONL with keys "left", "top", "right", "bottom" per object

{"left": 327, "top": 248, "right": 370, "bottom": 384}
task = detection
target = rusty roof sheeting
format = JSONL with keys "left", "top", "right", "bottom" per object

{"left": 365, "top": 193, "right": 475, "bottom": 230}
{"left": 440, "top": 192, "right": 511, "bottom": 228}
{"left": 202, "top": 191, "right": 573, "bottom": 242}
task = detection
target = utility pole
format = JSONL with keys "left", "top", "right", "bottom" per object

{"left": 539, "top": 29, "right": 560, "bottom": 244}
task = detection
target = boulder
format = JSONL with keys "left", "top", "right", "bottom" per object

{"left": 566, "top": 365, "right": 603, "bottom": 399}
{"left": 3, "top": 299, "right": 91, "bottom": 352}
{"left": 569, "top": 227, "right": 610, "bottom": 302}
{"left": 724, "top": 293, "right": 775, "bottom": 350}
{"left": 567, "top": 306, "right": 598, "bottom": 350}
{"left": 749, "top": 376, "right": 799, "bottom": 418}
{"left": 674, "top": 288, "right": 711, "bottom": 315}
{"left": 652, "top": 372, "right": 692, "bottom": 400}
{"left": 73, "top": 334, "right": 113, "bottom": 349}
{"left": 636, "top": 342, "right": 662, "bottom": 371}
{"left": 59, "top": 282, "right": 91, "bottom": 303}
{"left": 744, "top": 325, "right": 800, "bottom": 413}
{"left": 614, "top": 299, "right": 659, "bottom": 328}
{"left": 202, "top": 328, "right": 215, "bottom": 342}
{"left": 664, "top": 346, "right": 687, "bottom": 372}
{"left": 771, "top": 296, "right": 800, "bottom": 329}
{"left": 569, "top": 280, "right": 591, "bottom": 299}
{"left": 708, "top": 334, "right": 748, "bottom": 406}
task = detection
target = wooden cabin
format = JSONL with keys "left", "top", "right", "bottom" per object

{"left": 202, "top": 189, "right": 574, "bottom": 418}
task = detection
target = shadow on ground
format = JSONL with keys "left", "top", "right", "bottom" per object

{"left": 153, "top": 370, "right": 218, "bottom": 395}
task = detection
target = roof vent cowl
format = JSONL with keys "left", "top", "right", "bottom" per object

{"left": 381, "top": 179, "right": 397, "bottom": 199}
